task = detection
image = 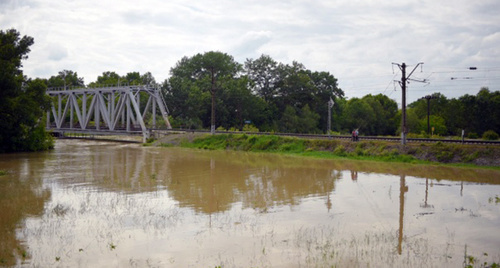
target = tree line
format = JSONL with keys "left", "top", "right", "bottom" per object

{"left": 2, "top": 29, "right": 499, "bottom": 152}
{"left": 55, "top": 52, "right": 496, "bottom": 139}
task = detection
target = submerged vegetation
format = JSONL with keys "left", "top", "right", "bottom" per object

{"left": 167, "top": 133, "right": 500, "bottom": 167}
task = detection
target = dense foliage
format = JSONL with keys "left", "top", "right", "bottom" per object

{"left": 162, "top": 53, "right": 345, "bottom": 133}
{"left": 0, "top": 29, "right": 53, "bottom": 152}
{"left": 407, "top": 89, "right": 500, "bottom": 138}
{"left": 160, "top": 52, "right": 499, "bottom": 138}
{"left": 65, "top": 51, "right": 498, "bottom": 139}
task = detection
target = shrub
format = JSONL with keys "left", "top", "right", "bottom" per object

{"left": 243, "top": 124, "right": 259, "bottom": 132}
{"left": 278, "top": 141, "right": 305, "bottom": 152}
{"left": 462, "top": 151, "right": 479, "bottom": 162}
{"left": 356, "top": 142, "right": 367, "bottom": 149}
{"left": 354, "top": 146, "right": 366, "bottom": 156}
{"left": 253, "top": 135, "right": 279, "bottom": 150}
{"left": 482, "top": 130, "right": 499, "bottom": 140}
{"left": 247, "top": 136, "right": 257, "bottom": 144}
{"left": 305, "top": 139, "right": 334, "bottom": 151}
{"left": 436, "top": 151, "right": 454, "bottom": 162}
{"left": 333, "top": 145, "right": 346, "bottom": 156}
{"left": 467, "top": 132, "right": 479, "bottom": 139}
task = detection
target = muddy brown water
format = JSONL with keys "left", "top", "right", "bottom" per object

{"left": 0, "top": 140, "right": 499, "bottom": 267}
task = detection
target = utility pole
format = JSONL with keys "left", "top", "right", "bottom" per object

{"left": 392, "top": 62, "right": 425, "bottom": 145}
{"left": 327, "top": 97, "right": 334, "bottom": 137}
{"left": 421, "top": 95, "right": 435, "bottom": 136}
{"left": 401, "top": 63, "right": 407, "bottom": 144}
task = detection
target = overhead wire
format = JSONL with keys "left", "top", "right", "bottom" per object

{"left": 339, "top": 65, "right": 500, "bottom": 100}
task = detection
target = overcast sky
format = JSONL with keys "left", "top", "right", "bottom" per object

{"left": 1, "top": 0, "right": 499, "bottom": 104}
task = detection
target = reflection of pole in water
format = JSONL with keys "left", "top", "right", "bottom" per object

{"left": 209, "top": 158, "right": 216, "bottom": 228}
{"left": 398, "top": 175, "right": 408, "bottom": 255}
{"left": 351, "top": 170, "right": 358, "bottom": 181}
{"left": 425, "top": 178, "right": 429, "bottom": 206}
{"left": 326, "top": 170, "right": 340, "bottom": 212}
{"left": 326, "top": 194, "right": 332, "bottom": 212}
{"left": 420, "top": 178, "right": 433, "bottom": 209}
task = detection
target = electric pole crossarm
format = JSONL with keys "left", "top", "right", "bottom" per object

{"left": 406, "top": 62, "right": 424, "bottom": 79}
{"left": 408, "top": 78, "right": 428, "bottom": 83}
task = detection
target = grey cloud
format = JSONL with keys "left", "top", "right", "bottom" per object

{"left": 1, "top": 0, "right": 497, "bottom": 102}
{"left": 47, "top": 44, "right": 68, "bottom": 61}
{"left": 231, "top": 31, "right": 273, "bottom": 60}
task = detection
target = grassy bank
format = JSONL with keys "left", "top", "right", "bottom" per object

{"left": 159, "top": 133, "right": 500, "bottom": 167}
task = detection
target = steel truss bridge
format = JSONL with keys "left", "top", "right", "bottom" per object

{"left": 46, "top": 85, "right": 172, "bottom": 142}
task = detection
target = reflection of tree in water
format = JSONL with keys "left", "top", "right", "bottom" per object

{"left": 164, "top": 151, "right": 341, "bottom": 214}
{"left": 76, "top": 145, "right": 500, "bottom": 216}
{"left": 241, "top": 166, "right": 340, "bottom": 212}
{"left": 51, "top": 143, "right": 174, "bottom": 194}
{"left": 77, "top": 146, "right": 342, "bottom": 215}
{"left": 0, "top": 155, "right": 51, "bottom": 266}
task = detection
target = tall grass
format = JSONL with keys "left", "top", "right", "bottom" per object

{"left": 179, "top": 134, "right": 500, "bottom": 167}
{"left": 184, "top": 134, "right": 307, "bottom": 153}
{"left": 181, "top": 134, "right": 423, "bottom": 164}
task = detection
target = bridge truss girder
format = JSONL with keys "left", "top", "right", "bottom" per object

{"left": 46, "top": 85, "right": 171, "bottom": 141}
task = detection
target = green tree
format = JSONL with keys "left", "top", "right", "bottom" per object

{"left": 442, "top": 98, "right": 463, "bottom": 135}
{"left": 403, "top": 108, "right": 420, "bottom": 135}
{"left": 307, "top": 70, "right": 344, "bottom": 133}
{"left": 476, "top": 88, "right": 499, "bottom": 135}
{"left": 245, "top": 54, "right": 280, "bottom": 103}
{"left": 88, "top": 71, "right": 121, "bottom": 87}
{"left": 245, "top": 56, "right": 344, "bottom": 133}
{"left": 298, "top": 104, "right": 320, "bottom": 133}
{"left": 446, "top": 88, "right": 500, "bottom": 137}
{"left": 362, "top": 94, "right": 398, "bottom": 135}
{"left": 331, "top": 97, "right": 347, "bottom": 133}
{"left": 141, "top": 71, "right": 157, "bottom": 86}
{"left": 47, "top": 70, "right": 84, "bottom": 88}
{"left": 419, "top": 115, "right": 447, "bottom": 136}
{"left": 458, "top": 93, "right": 479, "bottom": 135}
{"left": 279, "top": 104, "right": 320, "bottom": 134}
{"left": 343, "top": 98, "right": 375, "bottom": 135}
{"left": 169, "top": 51, "right": 242, "bottom": 133}
{"left": 280, "top": 105, "right": 299, "bottom": 133}
{"left": 0, "top": 29, "right": 53, "bottom": 152}
{"left": 162, "top": 76, "right": 208, "bottom": 128}
{"left": 217, "top": 76, "right": 267, "bottom": 131}
{"left": 124, "top": 71, "right": 141, "bottom": 85}
{"left": 274, "top": 61, "right": 311, "bottom": 110}
{"left": 409, "top": 93, "right": 448, "bottom": 120}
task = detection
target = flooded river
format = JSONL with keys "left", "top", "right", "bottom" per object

{"left": 0, "top": 140, "right": 499, "bottom": 267}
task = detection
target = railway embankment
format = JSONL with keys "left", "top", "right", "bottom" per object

{"left": 155, "top": 133, "right": 500, "bottom": 167}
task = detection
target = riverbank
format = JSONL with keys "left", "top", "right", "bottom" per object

{"left": 154, "top": 133, "right": 500, "bottom": 167}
